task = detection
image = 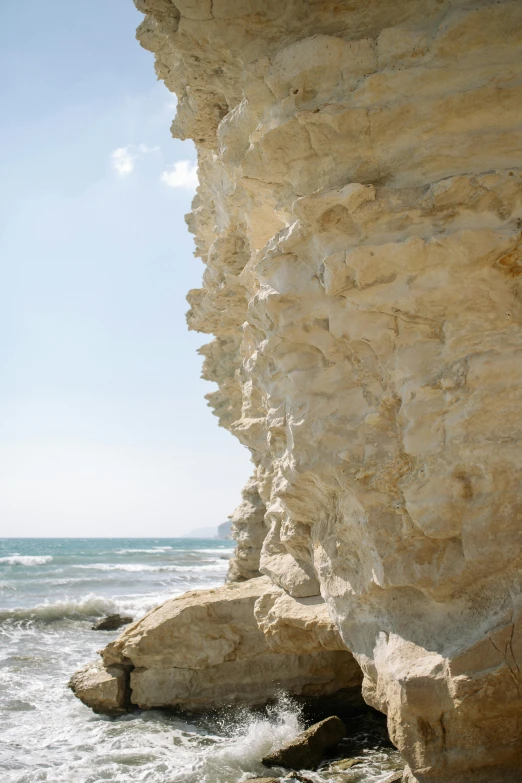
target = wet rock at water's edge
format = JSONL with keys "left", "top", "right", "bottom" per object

{"left": 262, "top": 716, "right": 346, "bottom": 770}
{"left": 68, "top": 660, "right": 129, "bottom": 715}
{"left": 383, "top": 772, "right": 405, "bottom": 783}
{"left": 245, "top": 779, "right": 279, "bottom": 783}
{"left": 92, "top": 614, "right": 134, "bottom": 631}
{"left": 247, "top": 777, "right": 313, "bottom": 783}
{"left": 325, "top": 757, "right": 363, "bottom": 771}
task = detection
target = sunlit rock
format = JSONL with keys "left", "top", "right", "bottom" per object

{"left": 69, "top": 660, "right": 129, "bottom": 715}
{"left": 72, "top": 578, "right": 362, "bottom": 713}
{"left": 226, "top": 474, "right": 266, "bottom": 582}
{"left": 131, "top": 1, "right": 522, "bottom": 779}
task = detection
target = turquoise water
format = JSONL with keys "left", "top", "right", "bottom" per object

{"left": 0, "top": 538, "right": 401, "bottom": 783}
{"left": 0, "top": 538, "right": 233, "bottom": 622}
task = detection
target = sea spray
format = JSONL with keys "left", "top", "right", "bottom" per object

{"left": 0, "top": 539, "right": 401, "bottom": 782}
{"left": 165, "top": 696, "right": 305, "bottom": 783}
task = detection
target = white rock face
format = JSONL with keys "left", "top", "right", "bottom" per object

{"left": 84, "top": 578, "right": 362, "bottom": 713}
{"left": 128, "top": 650, "right": 357, "bottom": 713}
{"left": 133, "top": 1, "right": 522, "bottom": 780}
{"left": 69, "top": 661, "right": 128, "bottom": 715}
{"left": 254, "top": 584, "right": 345, "bottom": 655}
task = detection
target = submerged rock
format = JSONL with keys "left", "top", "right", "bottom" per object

{"left": 383, "top": 772, "right": 405, "bottom": 783}
{"left": 262, "top": 716, "right": 346, "bottom": 771}
{"left": 92, "top": 613, "right": 133, "bottom": 631}
{"left": 283, "top": 777, "right": 314, "bottom": 783}
{"left": 68, "top": 660, "right": 128, "bottom": 715}
{"left": 326, "top": 758, "right": 363, "bottom": 771}
{"left": 71, "top": 578, "right": 362, "bottom": 714}
{"left": 246, "top": 779, "right": 279, "bottom": 783}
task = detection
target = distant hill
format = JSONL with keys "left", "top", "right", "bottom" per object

{"left": 218, "top": 520, "right": 233, "bottom": 539}
{"left": 184, "top": 522, "right": 233, "bottom": 539}
{"left": 185, "top": 526, "right": 218, "bottom": 538}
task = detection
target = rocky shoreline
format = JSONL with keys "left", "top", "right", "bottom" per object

{"left": 70, "top": 577, "right": 363, "bottom": 716}
{"left": 70, "top": 577, "right": 402, "bottom": 779}
{"left": 71, "top": 1, "right": 522, "bottom": 780}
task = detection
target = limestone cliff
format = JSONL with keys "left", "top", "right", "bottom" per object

{"left": 226, "top": 473, "right": 265, "bottom": 581}
{"left": 134, "top": 2, "right": 522, "bottom": 781}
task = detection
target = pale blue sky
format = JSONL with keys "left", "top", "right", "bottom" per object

{"left": 0, "top": 0, "right": 251, "bottom": 536}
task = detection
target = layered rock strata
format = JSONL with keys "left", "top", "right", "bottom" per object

{"left": 226, "top": 473, "right": 266, "bottom": 581}
{"left": 132, "top": 1, "right": 522, "bottom": 780}
{"left": 71, "top": 578, "right": 362, "bottom": 714}
{"left": 69, "top": 660, "right": 129, "bottom": 715}
{"left": 254, "top": 583, "right": 346, "bottom": 655}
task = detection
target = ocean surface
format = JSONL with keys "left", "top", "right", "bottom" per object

{"left": 0, "top": 538, "right": 401, "bottom": 783}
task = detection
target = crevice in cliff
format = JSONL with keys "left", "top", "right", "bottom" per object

{"left": 121, "top": 663, "right": 135, "bottom": 711}
{"left": 488, "top": 628, "right": 522, "bottom": 693}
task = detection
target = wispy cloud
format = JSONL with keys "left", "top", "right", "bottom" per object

{"left": 110, "top": 144, "right": 160, "bottom": 177}
{"left": 111, "top": 146, "right": 136, "bottom": 176}
{"left": 138, "top": 143, "right": 160, "bottom": 154}
{"left": 161, "top": 160, "right": 198, "bottom": 190}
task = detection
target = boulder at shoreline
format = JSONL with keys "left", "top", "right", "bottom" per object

{"left": 262, "top": 716, "right": 346, "bottom": 770}
{"left": 92, "top": 613, "right": 134, "bottom": 631}
{"left": 71, "top": 578, "right": 362, "bottom": 715}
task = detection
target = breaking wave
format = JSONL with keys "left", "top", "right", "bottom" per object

{"left": 72, "top": 562, "right": 228, "bottom": 573}
{"left": 113, "top": 546, "right": 174, "bottom": 555}
{"left": 0, "top": 555, "right": 53, "bottom": 566}
{"left": 0, "top": 590, "right": 182, "bottom": 625}
{"left": 0, "top": 538, "right": 402, "bottom": 782}
{"left": 169, "top": 696, "right": 304, "bottom": 783}
{"left": 0, "top": 593, "right": 117, "bottom": 624}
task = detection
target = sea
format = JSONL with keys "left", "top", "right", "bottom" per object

{"left": 0, "top": 538, "right": 401, "bottom": 783}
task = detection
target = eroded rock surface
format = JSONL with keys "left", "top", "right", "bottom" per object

{"left": 132, "top": 1, "right": 522, "bottom": 780}
{"left": 72, "top": 578, "right": 362, "bottom": 713}
{"left": 69, "top": 660, "right": 129, "bottom": 715}
{"left": 383, "top": 774, "right": 405, "bottom": 783}
{"left": 254, "top": 584, "right": 345, "bottom": 655}
{"left": 227, "top": 474, "right": 266, "bottom": 582}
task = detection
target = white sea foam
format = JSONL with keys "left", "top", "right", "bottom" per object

{"left": 72, "top": 561, "right": 228, "bottom": 573}
{"left": 0, "top": 539, "right": 400, "bottom": 782}
{"left": 74, "top": 563, "right": 160, "bottom": 572}
{"left": 198, "top": 548, "right": 235, "bottom": 554}
{"left": 0, "top": 593, "right": 117, "bottom": 623}
{"left": 113, "top": 546, "right": 174, "bottom": 555}
{"left": 0, "top": 555, "right": 53, "bottom": 566}
{"left": 168, "top": 697, "right": 304, "bottom": 783}
{"left": 168, "top": 562, "right": 229, "bottom": 572}
{"left": 0, "top": 591, "right": 186, "bottom": 625}
{"left": 117, "top": 591, "right": 181, "bottom": 616}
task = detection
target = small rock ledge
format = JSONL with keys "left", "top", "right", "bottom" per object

{"left": 69, "top": 660, "right": 132, "bottom": 716}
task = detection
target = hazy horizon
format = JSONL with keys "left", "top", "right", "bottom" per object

{"left": 0, "top": 1, "right": 251, "bottom": 537}
{"left": 0, "top": 535, "right": 231, "bottom": 539}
